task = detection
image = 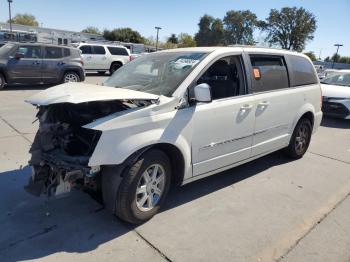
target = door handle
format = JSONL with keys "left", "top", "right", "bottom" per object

{"left": 57, "top": 62, "right": 65, "bottom": 66}
{"left": 258, "top": 101, "right": 270, "bottom": 107}
{"left": 32, "top": 61, "right": 41, "bottom": 65}
{"left": 240, "top": 104, "right": 253, "bottom": 111}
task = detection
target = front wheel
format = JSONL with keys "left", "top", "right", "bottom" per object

{"left": 284, "top": 118, "right": 312, "bottom": 159}
{"left": 62, "top": 71, "right": 80, "bottom": 83}
{"left": 112, "top": 149, "right": 171, "bottom": 224}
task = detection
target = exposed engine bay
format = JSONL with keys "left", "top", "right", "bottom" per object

{"left": 25, "top": 99, "right": 148, "bottom": 197}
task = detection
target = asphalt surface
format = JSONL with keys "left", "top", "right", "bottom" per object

{"left": 0, "top": 75, "right": 349, "bottom": 262}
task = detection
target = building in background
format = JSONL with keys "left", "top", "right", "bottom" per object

{"left": 0, "top": 22, "right": 104, "bottom": 45}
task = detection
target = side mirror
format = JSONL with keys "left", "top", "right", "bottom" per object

{"left": 194, "top": 83, "right": 212, "bottom": 103}
{"left": 15, "top": 52, "right": 24, "bottom": 59}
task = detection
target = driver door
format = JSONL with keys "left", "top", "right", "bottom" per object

{"left": 7, "top": 45, "right": 43, "bottom": 84}
{"left": 191, "top": 55, "right": 255, "bottom": 176}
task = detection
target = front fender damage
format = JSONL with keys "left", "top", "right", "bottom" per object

{"left": 25, "top": 99, "right": 151, "bottom": 198}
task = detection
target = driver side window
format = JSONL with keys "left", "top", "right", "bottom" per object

{"left": 197, "top": 55, "right": 246, "bottom": 100}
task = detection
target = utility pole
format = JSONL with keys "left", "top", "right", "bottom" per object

{"left": 8, "top": 0, "right": 13, "bottom": 33}
{"left": 155, "top": 26, "right": 162, "bottom": 51}
{"left": 332, "top": 44, "right": 343, "bottom": 68}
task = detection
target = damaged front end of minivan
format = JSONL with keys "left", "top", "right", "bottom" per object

{"left": 24, "top": 83, "right": 159, "bottom": 198}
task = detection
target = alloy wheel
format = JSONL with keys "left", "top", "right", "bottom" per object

{"left": 64, "top": 73, "right": 78, "bottom": 82}
{"left": 136, "top": 164, "right": 166, "bottom": 212}
{"left": 295, "top": 123, "right": 310, "bottom": 154}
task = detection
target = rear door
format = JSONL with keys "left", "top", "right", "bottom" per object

{"left": 91, "top": 45, "right": 109, "bottom": 69}
{"left": 6, "top": 44, "right": 42, "bottom": 84}
{"left": 246, "top": 53, "right": 294, "bottom": 156}
{"left": 41, "top": 46, "right": 65, "bottom": 84}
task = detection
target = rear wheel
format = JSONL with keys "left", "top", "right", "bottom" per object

{"left": 0, "top": 73, "right": 5, "bottom": 90}
{"left": 63, "top": 71, "right": 80, "bottom": 83}
{"left": 109, "top": 62, "right": 122, "bottom": 75}
{"left": 284, "top": 118, "right": 312, "bottom": 159}
{"left": 106, "top": 149, "right": 171, "bottom": 224}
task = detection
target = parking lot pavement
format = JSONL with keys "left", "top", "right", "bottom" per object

{"left": 0, "top": 76, "right": 349, "bottom": 261}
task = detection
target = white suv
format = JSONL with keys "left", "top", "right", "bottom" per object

{"left": 26, "top": 47, "right": 322, "bottom": 224}
{"left": 77, "top": 43, "right": 130, "bottom": 75}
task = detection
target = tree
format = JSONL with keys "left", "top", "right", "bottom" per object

{"left": 167, "top": 34, "right": 179, "bottom": 44}
{"left": 178, "top": 33, "right": 196, "bottom": 47}
{"left": 339, "top": 56, "right": 350, "bottom": 64}
{"left": 304, "top": 51, "right": 317, "bottom": 61}
{"left": 194, "top": 15, "right": 225, "bottom": 46}
{"left": 8, "top": 13, "right": 39, "bottom": 26}
{"left": 261, "top": 7, "right": 317, "bottom": 51}
{"left": 81, "top": 26, "right": 101, "bottom": 35}
{"left": 331, "top": 53, "right": 340, "bottom": 63}
{"left": 324, "top": 56, "right": 331, "bottom": 62}
{"left": 223, "top": 10, "right": 259, "bottom": 45}
{"left": 103, "top": 28, "right": 145, "bottom": 43}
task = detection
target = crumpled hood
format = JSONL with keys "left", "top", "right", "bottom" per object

{"left": 321, "top": 84, "right": 350, "bottom": 99}
{"left": 25, "top": 82, "right": 159, "bottom": 105}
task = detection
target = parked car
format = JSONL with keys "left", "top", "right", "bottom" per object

{"left": 25, "top": 47, "right": 322, "bottom": 224}
{"left": 0, "top": 42, "right": 84, "bottom": 89}
{"left": 76, "top": 43, "right": 130, "bottom": 75}
{"left": 321, "top": 72, "right": 350, "bottom": 119}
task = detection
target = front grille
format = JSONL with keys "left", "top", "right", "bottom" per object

{"left": 322, "top": 101, "right": 350, "bottom": 118}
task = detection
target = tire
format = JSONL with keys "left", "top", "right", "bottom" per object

{"left": 0, "top": 73, "right": 5, "bottom": 90}
{"left": 284, "top": 117, "right": 312, "bottom": 159}
{"left": 97, "top": 71, "right": 106, "bottom": 75}
{"left": 109, "top": 62, "right": 122, "bottom": 75}
{"left": 111, "top": 149, "right": 172, "bottom": 224}
{"left": 62, "top": 71, "right": 80, "bottom": 83}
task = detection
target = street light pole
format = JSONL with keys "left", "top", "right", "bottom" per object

{"left": 8, "top": 0, "right": 13, "bottom": 33}
{"left": 155, "top": 26, "right": 162, "bottom": 51}
{"left": 332, "top": 44, "right": 343, "bottom": 68}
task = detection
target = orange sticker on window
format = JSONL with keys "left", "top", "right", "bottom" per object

{"left": 253, "top": 68, "right": 261, "bottom": 79}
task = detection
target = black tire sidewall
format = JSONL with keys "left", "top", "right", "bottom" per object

{"left": 117, "top": 149, "right": 171, "bottom": 224}
{"left": 288, "top": 118, "right": 312, "bottom": 158}
{"left": 110, "top": 63, "right": 121, "bottom": 74}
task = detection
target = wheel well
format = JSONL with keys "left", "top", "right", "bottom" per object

{"left": 148, "top": 143, "right": 185, "bottom": 186}
{"left": 111, "top": 61, "right": 123, "bottom": 67}
{"left": 63, "top": 69, "right": 81, "bottom": 79}
{"left": 300, "top": 111, "right": 314, "bottom": 127}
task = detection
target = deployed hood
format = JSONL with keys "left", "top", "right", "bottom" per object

{"left": 321, "top": 84, "right": 350, "bottom": 98}
{"left": 25, "top": 82, "right": 159, "bottom": 106}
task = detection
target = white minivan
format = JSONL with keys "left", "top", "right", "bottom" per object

{"left": 26, "top": 47, "right": 322, "bottom": 224}
{"left": 77, "top": 43, "right": 130, "bottom": 75}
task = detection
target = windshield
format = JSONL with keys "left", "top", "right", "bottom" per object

{"left": 321, "top": 73, "right": 350, "bottom": 87}
{"left": 104, "top": 51, "right": 208, "bottom": 96}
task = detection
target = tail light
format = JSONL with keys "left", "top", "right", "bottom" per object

{"left": 80, "top": 59, "right": 84, "bottom": 66}
{"left": 320, "top": 86, "right": 323, "bottom": 109}
{"left": 129, "top": 55, "right": 133, "bottom": 61}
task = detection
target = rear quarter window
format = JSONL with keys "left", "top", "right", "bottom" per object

{"left": 63, "top": 48, "right": 70, "bottom": 57}
{"left": 107, "top": 46, "right": 129, "bottom": 56}
{"left": 45, "top": 47, "right": 63, "bottom": 59}
{"left": 287, "top": 55, "right": 318, "bottom": 86}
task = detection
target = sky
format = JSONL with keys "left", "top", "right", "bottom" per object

{"left": 0, "top": 0, "right": 349, "bottom": 58}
